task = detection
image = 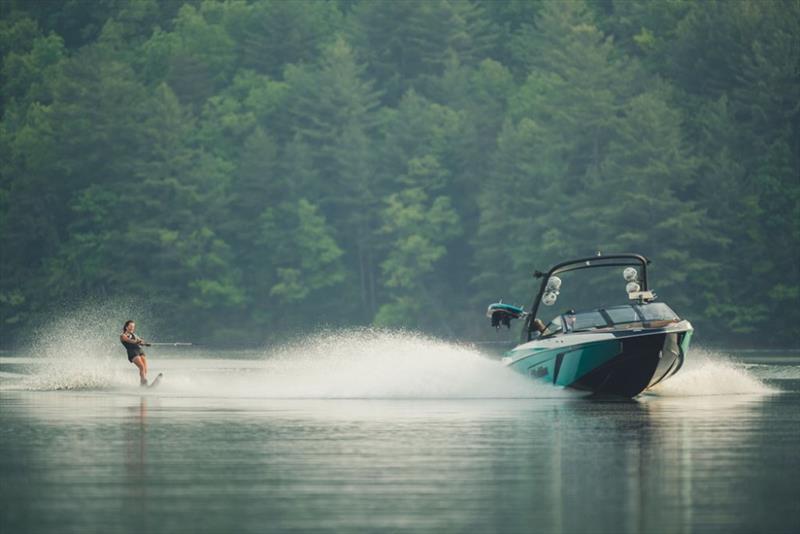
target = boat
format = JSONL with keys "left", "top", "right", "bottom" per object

{"left": 487, "top": 253, "right": 693, "bottom": 397}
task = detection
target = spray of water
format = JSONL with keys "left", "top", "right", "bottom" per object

{"left": 17, "top": 298, "right": 150, "bottom": 391}
{"left": 649, "top": 346, "right": 776, "bottom": 396}
{"left": 6, "top": 303, "right": 779, "bottom": 399}
{"left": 166, "top": 329, "right": 564, "bottom": 399}
{"left": 8, "top": 313, "right": 562, "bottom": 397}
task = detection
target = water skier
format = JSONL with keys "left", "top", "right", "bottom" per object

{"left": 121, "top": 320, "right": 151, "bottom": 386}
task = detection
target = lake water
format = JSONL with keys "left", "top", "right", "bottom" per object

{"left": 1, "top": 331, "right": 799, "bottom": 533}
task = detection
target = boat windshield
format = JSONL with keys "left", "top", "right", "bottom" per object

{"left": 542, "top": 316, "right": 564, "bottom": 337}
{"left": 542, "top": 303, "right": 680, "bottom": 335}
{"left": 637, "top": 302, "right": 679, "bottom": 321}
{"left": 569, "top": 311, "right": 606, "bottom": 331}
{"left": 605, "top": 305, "right": 639, "bottom": 324}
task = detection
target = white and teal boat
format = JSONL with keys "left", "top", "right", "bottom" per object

{"left": 487, "top": 254, "right": 693, "bottom": 397}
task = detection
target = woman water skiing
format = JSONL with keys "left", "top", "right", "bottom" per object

{"left": 120, "top": 320, "right": 151, "bottom": 386}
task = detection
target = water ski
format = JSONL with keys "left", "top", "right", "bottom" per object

{"left": 148, "top": 373, "right": 163, "bottom": 389}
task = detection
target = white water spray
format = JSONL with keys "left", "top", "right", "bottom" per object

{"left": 11, "top": 299, "right": 150, "bottom": 391}
{"left": 4, "top": 304, "right": 781, "bottom": 399}
{"left": 166, "top": 329, "right": 564, "bottom": 399}
{"left": 9, "top": 323, "right": 564, "bottom": 398}
{"left": 649, "top": 346, "right": 776, "bottom": 396}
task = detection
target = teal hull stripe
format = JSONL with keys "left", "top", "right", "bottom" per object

{"left": 508, "top": 338, "right": 622, "bottom": 387}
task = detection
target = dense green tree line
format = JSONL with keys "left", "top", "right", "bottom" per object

{"left": 1, "top": 0, "right": 797, "bottom": 346}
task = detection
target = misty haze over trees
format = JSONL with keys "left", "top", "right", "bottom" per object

{"left": 0, "top": 0, "right": 798, "bottom": 346}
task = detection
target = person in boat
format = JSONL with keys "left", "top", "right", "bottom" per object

{"left": 564, "top": 310, "right": 577, "bottom": 332}
{"left": 532, "top": 318, "right": 547, "bottom": 336}
{"left": 121, "top": 320, "right": 151, "bottom": 386}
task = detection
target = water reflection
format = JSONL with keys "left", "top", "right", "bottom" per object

{"left": 483, "top": 394, "right": 773, "bottom": 533}
{"left": 121, "top": 397, "right": 150, "bottom": 532}
{"left": 554, "top": 395, "right": 770, "bottom": 533}
{"left": 124, "top": 397, "right": 147, "bottom": 502}
{"left": 637, "top": 395, "right": 771, "bottom": 533}
{"left": 1, "top": 390, "right": 790, "bottom": 534}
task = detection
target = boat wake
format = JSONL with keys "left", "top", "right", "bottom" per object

{"left": 167, "top": 330, "right": 574, "bottom": 399}
{"left": 1, "top": 304, "right": 780, "bottom": 399}
{"left": 4, "top": 328, "right": 571, "bottom": 399}
{"left": 648, "top": 347, "right": 776, "bottom": 396}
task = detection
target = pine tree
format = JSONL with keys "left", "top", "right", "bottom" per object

{"left": 349, "top": 0, "right": 496, "bottom": 103}
{"left": 285, "top": 36, "right": 382, "bottom": 318}
{"left": 236, "top": 0, "right": 342, "bottom": 78}
{"left": 375, "top": 186, "right": 461, "bottom": 330}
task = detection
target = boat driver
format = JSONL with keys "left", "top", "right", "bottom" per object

{"left": 564, "top": 310, "right": 577, "bottom": 332}
{"left": 531, "top": 318, "right": 546, "bottom": 336}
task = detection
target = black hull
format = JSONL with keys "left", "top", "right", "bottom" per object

{"left": 569, "top": 332, "right": 685, "bottom": 397}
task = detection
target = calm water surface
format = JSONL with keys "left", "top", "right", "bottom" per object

{"left": 1, "top": 344, "right": 799, "bottom": 534}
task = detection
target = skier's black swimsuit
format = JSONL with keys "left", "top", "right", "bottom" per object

{"left": 121, "top": 332, "right": 145, "bottom": 362}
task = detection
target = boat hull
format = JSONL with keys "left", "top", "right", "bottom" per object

{"left": 503, "top": 324, "right": 693, "bottom": 397}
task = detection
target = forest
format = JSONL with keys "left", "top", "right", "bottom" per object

{"left": 0, "top": 0, "right": 798, "bottom": 347}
